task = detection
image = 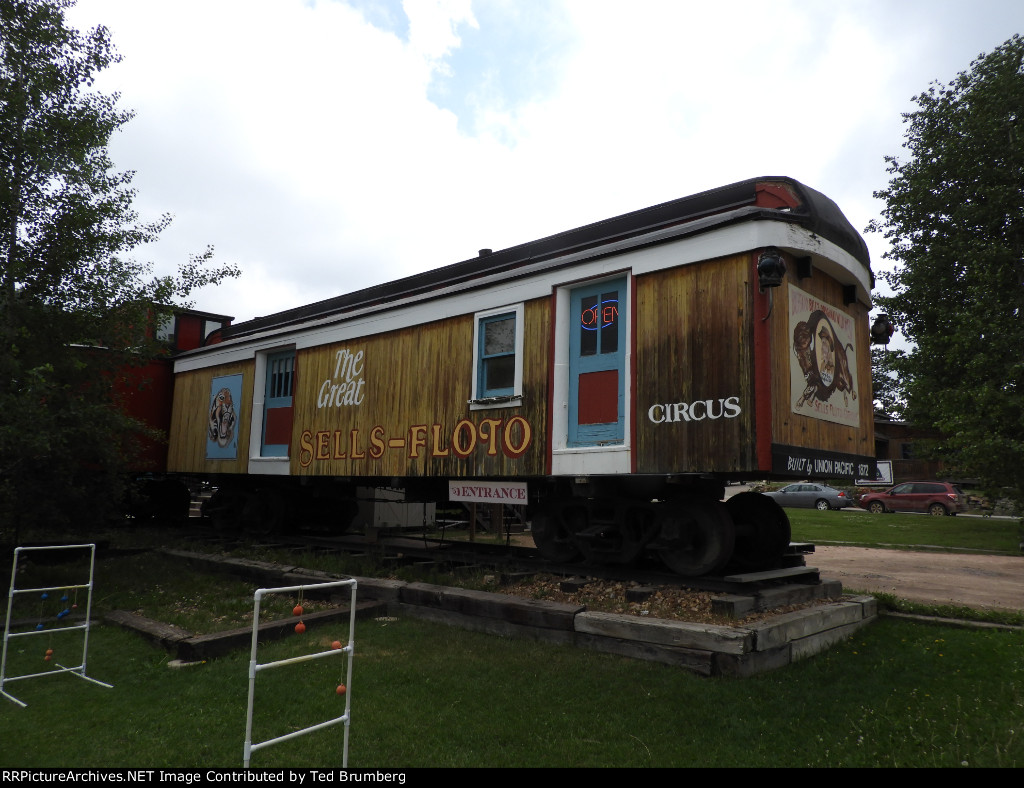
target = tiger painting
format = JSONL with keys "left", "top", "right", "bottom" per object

{"left": 209, "top": 387, "right": 237, "bottom": 448}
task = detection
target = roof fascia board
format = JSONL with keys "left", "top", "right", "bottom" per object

{"left": 174, "top": 216, "right": 868, "bottom": 374}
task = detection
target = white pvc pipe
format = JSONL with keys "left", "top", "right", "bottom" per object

{"left": 243, "top": 578, "right": 358, "bottom": 768}
{"left": 1, "top": 544, "right": 112, "bottom": 708}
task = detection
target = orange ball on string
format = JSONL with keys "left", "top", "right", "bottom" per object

{"left": 293, "top": 605, "right": 304, "bottom": 617}
{"left": 331, "top": 640, "right": 342, "bottom": 650}
{"left": 336, "top": 684, "right": 346, "bottom": 695}
{"left": 294, "top": 621, "right": 306, "bottom": 634}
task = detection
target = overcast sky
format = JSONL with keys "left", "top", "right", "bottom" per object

{"left": 65, "top": 0, "right": 1024, "bottom": 330}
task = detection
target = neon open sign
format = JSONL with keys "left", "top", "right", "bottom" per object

{"left": 580, "top": 298, "right": 619, "bottom": 330}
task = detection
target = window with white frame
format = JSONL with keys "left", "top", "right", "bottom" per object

{"left": 261, "top": 349, "right": 296, "bottom": 457}
{"left": 471, "top": 304, "right": 524, "bottom": 408}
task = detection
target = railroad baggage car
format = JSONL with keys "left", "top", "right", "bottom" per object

{"left": 167, "top": 176, "right": 877, "bottom": 575}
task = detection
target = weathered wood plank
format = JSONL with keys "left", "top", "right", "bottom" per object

{"left": 161, "top": 548, "right": 299, "bottom": 581}
{"left": 712, "top": 579, "right": 843, "bottom": 618}
{"left": 711, "top": 594, "right": 758, "bottom": 618}
{"left": 105, "top": 610, "right": 193, "bottom": 649}
{"left": 846, "top": 595, "right": 878, "bottom": 619}
{"left": 350, "top": 577, "right": 406, "bottom": 603}
{"left": 573, "top": 632, "right": 715, "bottom": 675}
{"left": 722, "top": 566, "right": 820, "bottom": 584}
{"left": 399, "top": 582, "right": 583, "bottom": 631}
{"left": 713, "top": 643, "right": 793, "bottom": 678}
{"left": 790, "top": 616, "right": 875, "bottom": 662}
{"left": 754, "top": 579, "right": 842, "bottom": 610}
{"left": 747, "top": 601, "right": 870, "bottom": 651}
{"left": 392, "top": 603, "right": 576, "bottom": 647}
{"left": 574, "top": 611, "right": 754, "bottom": 654}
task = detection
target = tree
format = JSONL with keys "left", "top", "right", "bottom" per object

{"left": 870, "top": 345, "right": 905, "bottom": 421}
{"left": 868, "top": 34, "right": 1024, "bottom": 509}
{"left": 0, "top": 0, "right": 239, "bottom": 537}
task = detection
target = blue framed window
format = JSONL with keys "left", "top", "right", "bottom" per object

{"left": 479, "top": 313, "right": 516, "bottom": 397}
{"left": 471, "top": 304, "right": 524, "bottom": 407}
{"left": 261, "top": 350, "right": 295, "bottom": 457}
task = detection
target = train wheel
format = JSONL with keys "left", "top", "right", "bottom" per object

{"left": 725, "top": 492, "right": 792, "bottom": 571}
{"left": 656, "top": 499, "right": 735, "bottom": 576}
{"left": 531, "top": 502, "right": 583, "bottom": 563}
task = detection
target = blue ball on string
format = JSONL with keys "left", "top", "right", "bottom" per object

{"left": 35, "top": 623, "right": 44, "bottom": 631}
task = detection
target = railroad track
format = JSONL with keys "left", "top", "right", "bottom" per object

{"left": 167, "top": 520, "right": 825, "bottom": 601}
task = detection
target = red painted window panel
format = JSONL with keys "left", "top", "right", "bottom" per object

{"left": 577, "top": 370, "right": 618, "bottom": 425}
{"left": 264, "top": 406, "right": 294, "bottom": 446}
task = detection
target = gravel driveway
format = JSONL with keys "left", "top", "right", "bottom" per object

{"left": 811, "top": 544, "right": 1023, "bottom": 612}
{"left": 722, "top": 485, "right": 1023, "bottom": 612}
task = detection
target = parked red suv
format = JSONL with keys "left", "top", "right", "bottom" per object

{"left": 860, "top": 481, "right": 967, "bottom": 516}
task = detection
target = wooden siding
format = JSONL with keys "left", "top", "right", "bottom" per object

{"left": 289, "top": 298, "right": 550, "bottom": 478}
{"left": 167, "top": 362, "right": 253, "bottom": 474}
{"left": 769, "top": 265, "right": 875, "bottom": 463}
{"left": 166, "top": 253, "right": 874, "bottom": 482}
{"left": 634, "top": 255, "right": 758, "bottom": 473}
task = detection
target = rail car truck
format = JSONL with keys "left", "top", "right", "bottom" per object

{"left": 166, "top": 176, "right": 877, "bottom": 576}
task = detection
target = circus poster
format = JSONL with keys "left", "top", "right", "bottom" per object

{"left": 788, "top": 284, "right": 859, "bottom": 428}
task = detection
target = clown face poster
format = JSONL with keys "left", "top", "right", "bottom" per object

{"left": 788, "top": 284, "right": 859, "bottom": 428}
{"left": 206, "top": 374, "right": 243, "bottom": 459}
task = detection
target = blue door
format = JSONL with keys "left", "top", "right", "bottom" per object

{"left": 568, "top": 278, "right": 626, "bottom": 446}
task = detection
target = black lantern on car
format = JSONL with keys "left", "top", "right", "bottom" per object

{"left": 757, "top": 247, "right": 787, "bottom": 291}
{"left": 870, "top": 314, "right": 895, "bottom": 345}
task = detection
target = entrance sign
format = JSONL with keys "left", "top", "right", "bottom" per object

{"left": 449, "top": 480, "right": 528, "bottom": 504}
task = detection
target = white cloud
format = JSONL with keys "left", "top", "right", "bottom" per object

{"left": 404, "top": 0, "right": 477, "bottom": 62}
{"left": 64, "top": 0, "right": 1024, "bottom": 323}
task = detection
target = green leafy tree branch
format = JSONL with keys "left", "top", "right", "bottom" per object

{"left": 0, "top": 0, "right": 239, "bottom": 538}
{"left": 868, "top": 34, "right": 1024, "bottom": 509}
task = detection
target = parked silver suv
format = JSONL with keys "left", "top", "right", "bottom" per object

{"left": 860, "top": 481, "right": 967, "bottom": 516}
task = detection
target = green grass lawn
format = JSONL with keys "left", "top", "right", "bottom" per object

{"left": 1, "top": 521, "right": 1022, "bottom": 768}
{"left": 787, "top": 507, "right": 1023, "bottom": 554}
{"left": 0, "top": 613, "right": 1021, "bottom": 768}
